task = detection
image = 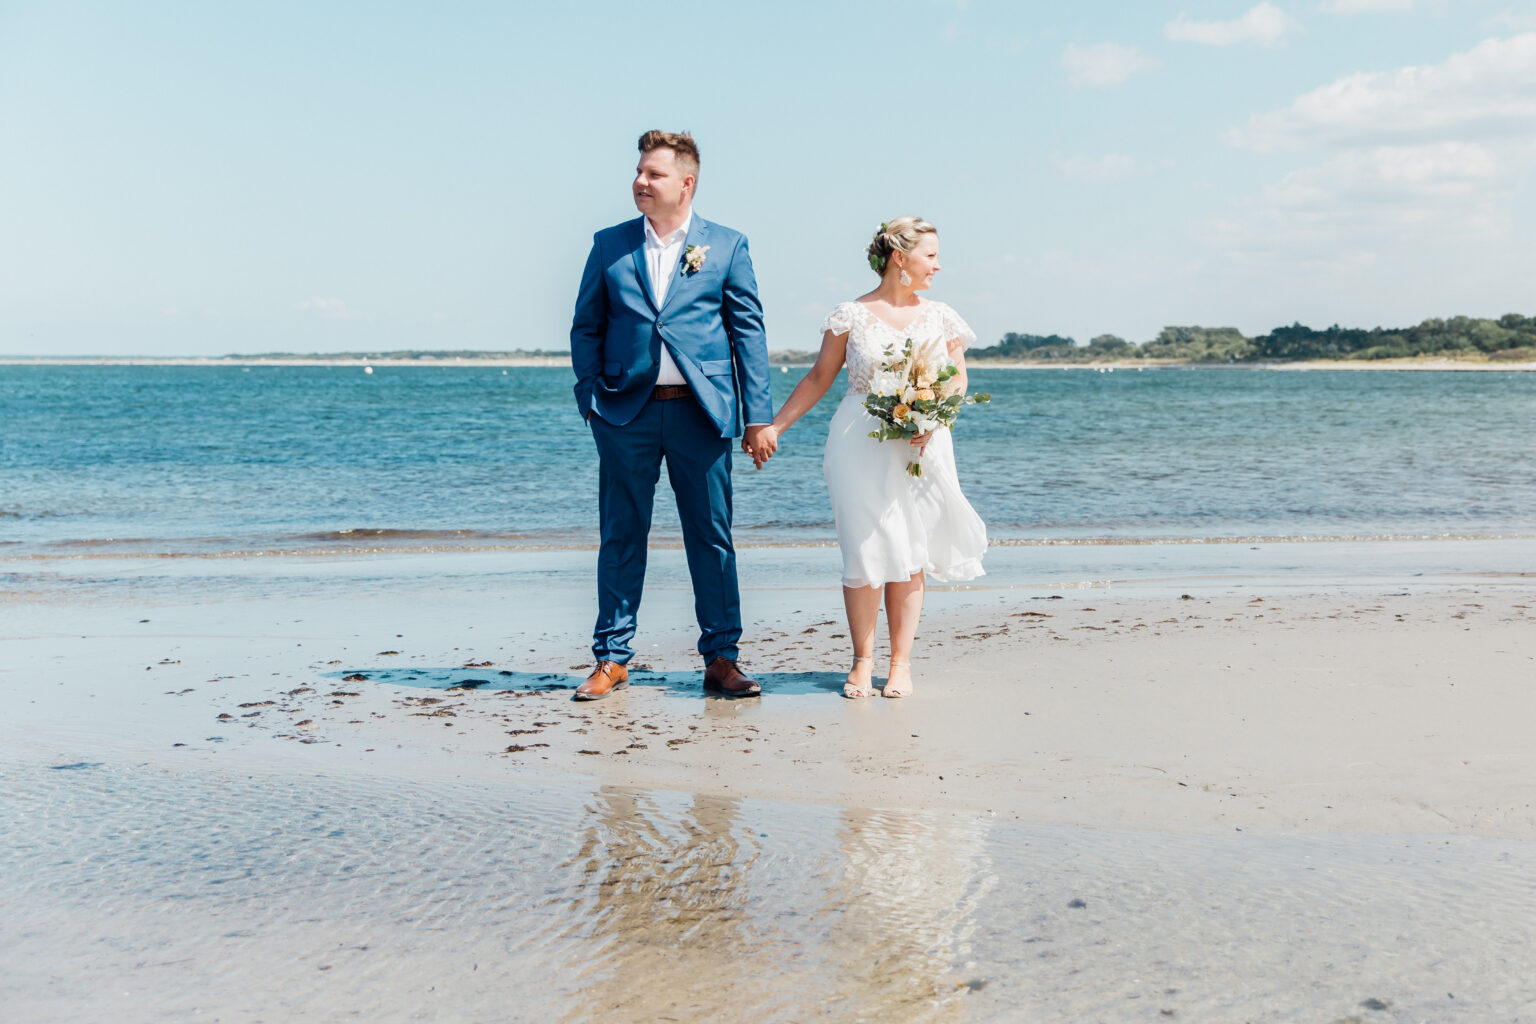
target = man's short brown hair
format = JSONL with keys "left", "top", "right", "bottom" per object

{"left": 638, "top": 130, "right": 700, "bottom": 180}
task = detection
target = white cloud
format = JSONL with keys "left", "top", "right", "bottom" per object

{"left": 1051, "top": 152, "right": 1144, "bottom": 180}
{"left": 1483, "top": 10, "right": 1536, "bottom": 30}
{"left": 297, "top": 297, "right": 360, "bottom": 320}
{"left": 1214, "top": 35, "right": 1536, "bottom": 257}
{"left": 1176, "top": 26, "right": 1534, "bottom": 338}
{"left": 1061, "top": 42, "right": 1161, "bottom": 87}
{"left": 1255, "top": 141, "right": 1510, "bottom": 239}
{"left": 1318, "top": 0, "right": 1413, "bottom": 13}
{"left": 1229, "top": 33, "right": 1536, "bottom": 151}
{"left": 1164, "top": 3, "right": 1298, "bottom": 46}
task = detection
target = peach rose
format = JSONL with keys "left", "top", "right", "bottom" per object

{"left": 892, "top": 403, "right": 911, "bottom": 422}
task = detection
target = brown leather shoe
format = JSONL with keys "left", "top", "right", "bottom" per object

{"left": 703, "top": 657, "right": 761, "bottom": 697}
{"left": 574, "top": 660, "right": 628, "bottom": 701}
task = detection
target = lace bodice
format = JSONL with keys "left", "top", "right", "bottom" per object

{"left": 820, "top": 300, "right": 977, "bottom": 393}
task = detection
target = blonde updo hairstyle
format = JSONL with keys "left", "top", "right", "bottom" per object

{"left": 866, "top": 216, "right": 937, "bottom": 276}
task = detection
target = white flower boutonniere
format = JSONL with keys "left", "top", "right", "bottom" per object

{"left": 683, "top": 244, "right": 709, "bottom": 275}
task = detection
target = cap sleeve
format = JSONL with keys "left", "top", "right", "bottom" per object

{"left": 936, "top": 302, "right": 977, "bottom": 348}
{"left": 821, "top": 302, "right": 855, "bottom": 337}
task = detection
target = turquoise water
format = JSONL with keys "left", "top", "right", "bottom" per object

{"left": 2, "top": 364, "right": 1533, "bottom": 554}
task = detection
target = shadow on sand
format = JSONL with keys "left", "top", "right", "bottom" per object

{"left": 325, "top": 666, "right": 847, "bottom": 698}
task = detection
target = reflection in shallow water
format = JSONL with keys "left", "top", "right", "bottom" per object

{"left": 3, "top": 756, "right": 1534, "bottom": 1022}
{"left": 557, "top": 789, "right": 771, "bottom": 1021}
{"left": 828, "top": 809, "right": 996, "bottom": 1019}
{"left": 555, "top": 793, "right": 994, "bottom": 1022}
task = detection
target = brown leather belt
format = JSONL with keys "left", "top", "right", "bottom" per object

{"left": 651, "top": 385, "right": 692, "bottom": 401}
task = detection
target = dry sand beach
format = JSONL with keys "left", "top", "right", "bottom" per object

{"left": 4, "top": 541, "right": 1536, "bottom": 1021}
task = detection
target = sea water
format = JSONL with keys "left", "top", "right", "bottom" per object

{"left": 3, "top": 364, "right": 1534, "bottom": 556}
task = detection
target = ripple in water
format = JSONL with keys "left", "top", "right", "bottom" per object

{"left": 2, "top": 757, "right": 1534, "bottom": 1022}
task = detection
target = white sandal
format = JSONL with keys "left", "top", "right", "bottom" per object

{"left": 883, "top": 660, "right": 913, "bottom": 698}
{"left": 843, "top": 656, "right": 874, "bottom": 699}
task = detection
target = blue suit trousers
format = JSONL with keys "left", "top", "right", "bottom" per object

{"left": 589, "top": 396, "right": 740, "bottom": 666}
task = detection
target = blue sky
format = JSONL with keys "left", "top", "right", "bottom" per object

{"left": 2, "top": 0, "right": 1533, "bottom": 355}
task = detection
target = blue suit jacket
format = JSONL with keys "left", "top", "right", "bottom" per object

{"left": 570, "top": 215, "right": 773, "bottom": 437}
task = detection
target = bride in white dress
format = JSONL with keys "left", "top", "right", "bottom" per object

{"left": 752, "top": 217, "right": 987, "bottom": 699}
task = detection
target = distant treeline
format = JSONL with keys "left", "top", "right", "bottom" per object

{"left": 968, "top": 314, "right": 1536, "bottom": 363}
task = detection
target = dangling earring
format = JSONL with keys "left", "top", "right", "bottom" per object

{"left": 899, "top": 267, "right": 912, "bottom": 287}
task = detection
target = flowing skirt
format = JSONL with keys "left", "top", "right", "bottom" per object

{"left": 823, "top": 391, "right": 987, "bottom": 589}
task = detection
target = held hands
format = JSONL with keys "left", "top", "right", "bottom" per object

{"left": 742, "top": 424, "right": 779, "bottom": 470}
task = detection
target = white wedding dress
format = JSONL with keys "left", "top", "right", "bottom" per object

{"left": 821, "top": 299, "right": 988, "bottom": 589}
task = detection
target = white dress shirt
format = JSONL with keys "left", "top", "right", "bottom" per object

{"left": 643, "top": 211, "right": 690, "bottom": 386}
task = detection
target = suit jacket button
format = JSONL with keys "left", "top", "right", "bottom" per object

{"left": 657, "top": 320, "right": 665, "bottom": 328}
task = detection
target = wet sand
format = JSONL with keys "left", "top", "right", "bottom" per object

{"left": 5, "top": 550, "right": 1534, "bottom": 838}
{"left": 3, "top": 543, "right": 1536, "bottom": 1020}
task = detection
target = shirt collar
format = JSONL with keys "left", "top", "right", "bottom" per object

{"left": 644, "top": 209, "right": 692, "bottom": 247}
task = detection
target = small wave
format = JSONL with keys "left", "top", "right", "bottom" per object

{"left": 294, "top": 527, "right": 516, "bottom": 542}
{"left": 5, "top": 529, "right": 1534, "bottom": 562}
{"left": 0, "top": 508, "right": 68, "bottom": 520}
{"left": 282, "top": 527, "right": 611, "bottom": 548}
{"left": 40, "top": 536, "right": 164, "bottom": 549}
{"left": 14, "top": 527, "right": 601, "bottom": 559}
{"left": 9, "top": 535, "right": 600, "bottom": 560}
{"left": 987, "top": 533, "right": 1536, "bottom": 547}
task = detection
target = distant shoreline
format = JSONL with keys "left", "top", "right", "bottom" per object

{"left": 0, "top": 355, "right": 572, "bottom": 368}
{"left": 4, "top": 354, "right": 1535, "bottom": 371}
{"left": 969, "top": 357, "right": 1536, "bottom": 372}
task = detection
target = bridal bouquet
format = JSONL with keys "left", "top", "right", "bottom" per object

{"left": 863, "top": 337, "right": 990, "bottom": 477}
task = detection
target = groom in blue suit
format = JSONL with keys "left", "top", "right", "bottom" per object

{"left": 570, "top": 130, "right": 776, "bottom": 700}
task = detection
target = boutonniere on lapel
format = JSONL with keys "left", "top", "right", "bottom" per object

{"left": 682, "top": 244, "right": 709, "bottom": 275}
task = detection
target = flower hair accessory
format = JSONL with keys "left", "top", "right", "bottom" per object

{"left": 867, "top": 222, "right": 891, "bottom": 272}
{"left": 683, "top": 244, "right": 709, "bottom": 274}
